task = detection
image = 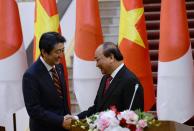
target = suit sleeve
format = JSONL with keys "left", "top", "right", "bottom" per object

{"left": 22, "top": 72, "right": 64, "bottom": 127}
{"left": 77, "top": 76, "right": 106, "bottom": 119}
{"left": 77, "top": 103, "right": 97, "bottom": 119}
{"left": 77, "top": 90, "right": 100, "bottom": 119}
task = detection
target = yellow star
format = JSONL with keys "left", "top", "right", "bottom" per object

{"left": 34, "top": 0, "right": 60, "bottom": 60}
{"left": 118, "top": 0, "right": 145, "bottom": 48}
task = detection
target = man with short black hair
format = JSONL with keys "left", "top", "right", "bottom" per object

{"left": 23, "top": 32, "right": 71, "bottom": 131}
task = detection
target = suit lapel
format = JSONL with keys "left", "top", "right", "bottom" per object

{"left": 36, "top": 59, "right": 59, "bottom": 97}
{"left": 98, "top": 66, "right": 126, "bottom": 110}
{"left": 97, "top": 76, "right": 107, "bottom": 104}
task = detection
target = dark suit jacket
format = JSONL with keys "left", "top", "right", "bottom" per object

{"left": 78, "top": 65, "right": 144, "bottom": 119}
{"left": 22, "top": 58, "right": 70, "bottom": 131}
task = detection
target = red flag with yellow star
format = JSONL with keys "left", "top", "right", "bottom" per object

{"left": 33, "top": 0, "right": 71, "bottom": 109}
{"left": 118, "top": 0, "right": 155, "bottom": 111}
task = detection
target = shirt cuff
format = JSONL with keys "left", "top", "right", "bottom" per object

{"left": 73, "top": 116, "right": 79, "bottom": 120}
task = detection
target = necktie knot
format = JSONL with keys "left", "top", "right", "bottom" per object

{"left": 104, "top": 75, "right": 113, "bottom": 96}
{"left": 50, "top": 67, "right": 56, "bottom": 73}
{"left": 107, "top": 76, "right": 113, "bottom": 82}
{"left": 50, "top": 68, "right": 58, "bottom": 79}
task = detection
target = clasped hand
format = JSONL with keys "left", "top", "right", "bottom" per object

{"left": 62, "top": 114, "right": 76, "bottom": 129}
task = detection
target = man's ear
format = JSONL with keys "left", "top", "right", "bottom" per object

{"left": 41, "top": 49, "right": 47, "bottom": 57}
{"left": 109, "top": 54, "right": 115, "bottom": 62}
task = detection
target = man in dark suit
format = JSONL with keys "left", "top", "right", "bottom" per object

{"left": 77, "top": 42, "right": 144, "bottom": 119}
{"left": 22, "top": 32, "right": 71, "bottom": 131}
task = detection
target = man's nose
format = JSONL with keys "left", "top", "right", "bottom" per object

{"left": 58, "top": 52, "right": 63, "bottom": 58}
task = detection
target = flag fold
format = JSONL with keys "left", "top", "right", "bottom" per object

{"left": 157, "top": 0, "right": 194, "bottom": 123}
{"left": 118, "top": 0, "right": 155, "bottom": 111}
{"left": 0, "top": 1, "right": 27, "bottom": 130}
{"left": 73, "top": 0, "right": 103, "bottom": 111}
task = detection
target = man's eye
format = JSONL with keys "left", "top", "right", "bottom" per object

{"left": 55, "top": 49, "right": 64, "bottom": 54}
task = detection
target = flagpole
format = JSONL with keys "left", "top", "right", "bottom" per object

{"left": 13, "top": 114, "right": 16, "bottom": 131}
{"left": 0, "top": 126, "right": 5, "bottom": 131}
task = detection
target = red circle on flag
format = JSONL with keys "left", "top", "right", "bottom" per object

{"left": 0, "top": 0, "right": 22, "bottom": 60}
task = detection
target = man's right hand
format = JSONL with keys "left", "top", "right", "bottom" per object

{"left": 62, "top": 114, "right": 73, "bottom": 129}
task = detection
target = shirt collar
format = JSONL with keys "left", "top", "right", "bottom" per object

{"left": 111, "top": 63, "right": 124, "bottom": 79}
{"left": 40, "top": 56, "right": 55, "bottom": 71}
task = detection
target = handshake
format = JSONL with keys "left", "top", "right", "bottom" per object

{"left": 62, "top": 114, "right": 78, "bottom": 129}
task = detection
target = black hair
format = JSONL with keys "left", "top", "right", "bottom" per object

{"left": 102, "top": 42, "right": 123, "bottom": 61}
{"left": 39, "top": 32, "right": 66, "bottom": 55}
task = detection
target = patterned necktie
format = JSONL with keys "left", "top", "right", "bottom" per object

{"left": 50, "top": 68, "right": 63, "bottom": 98}
{"left": 103, "top": 76, "right": 113, "bottom": 96}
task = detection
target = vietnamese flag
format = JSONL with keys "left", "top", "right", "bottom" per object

{"left": 157, "top": 0, "right": 194, "bottom": 123}
{"left": 0, "top": 0, "right": 27, "bottom": 130}
{"left": 73, "top": 0, "right": 103, "bottom": 110}
{"left": 33, "top": 0, "right": 71, "bottom": 110}
{"left": 118, "top": 0, "right": 155, "bottom": 111}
